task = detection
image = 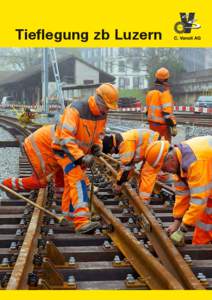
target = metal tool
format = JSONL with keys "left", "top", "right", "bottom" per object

{"left": 100, "top": 152, "right": 119, "bottom": 164}
{"left": 89, "top": 167, "right": 95, "bottom": 211}
{"left": 0, "top": 183, "right": 67, "bottom": 225}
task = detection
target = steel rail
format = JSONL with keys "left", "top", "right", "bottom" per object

{"left": 0, "top": 116, "right": 32, "bottom": 137}
{"left": 101, "top": 152, "right": 175, "bottom": 194}
{"left": 98, "top": 156, "right": 203, "bottom": 289}
{"left": 6, "top": 188, "right": 47, "bottom": 289}
{"left": 93, "top": 194, "right": 183, "bottom": 290}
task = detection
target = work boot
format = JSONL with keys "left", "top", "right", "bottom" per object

{"left": 75, "top": 221, "right": 100, "bottom": 234}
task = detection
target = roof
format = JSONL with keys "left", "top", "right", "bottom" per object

{"left": 0, "top": 54, "right": 115, "bottom": 87}
{"left": 62, "top": 83, "right": 101, "bottom": 90}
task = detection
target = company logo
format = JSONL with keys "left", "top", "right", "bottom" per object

{"left": 174, "top": 13, "right": 201, "bottom": 34}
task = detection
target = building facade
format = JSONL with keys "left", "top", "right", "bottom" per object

{"left": 81, "top": 48, "right": 148, "bottom": 90}
{"left": 173, "top": 68, "right": 212, "bottom": 105}
{"left": 0, "top": 55, "right": 115, "bottom": 105}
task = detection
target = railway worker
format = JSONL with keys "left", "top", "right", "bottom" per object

{"left": 102, "top": 128, "right": 161, "bottom": 202}
{"left": 145, "top": 67, "right": 177, "bottom": 142}
{"left": 18, "top": 108, "right": 36, "bottom": 128}
{"left": 51, "top": 83, "right": 119, "bottom": 233}
{"left": 143, "top": 137, "right": 212, "bottom": 245}
{"left": 2, "top": 124, "right": 64, "bottom": 198}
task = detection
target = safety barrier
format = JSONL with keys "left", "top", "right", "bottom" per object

{"left": 1, "top": 104, "right": 212, "bottom": 113}
{"left": 117, "top": 106, "right": 212, "bottom": 113}
{"left": 0, "top": 104, "right": 61, "bottom": 111}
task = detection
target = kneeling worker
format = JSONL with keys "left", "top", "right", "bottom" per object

{"left": 2, "top": 124, "right": 62, "bottom": 193}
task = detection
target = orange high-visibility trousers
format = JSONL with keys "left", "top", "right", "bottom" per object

{"left": 192, "top": 198, "right": 212, "bottom": 244}
{"left": 53, "top": 168, "right": 64, "bottom": 199}
{"left": 54, "top": 155, "right": 90, "bottom": 230}
{"left": 2, "top": 172, "right": 47, "bottom": 191}
{"left": 149, "top": 122, "right": 171, "bottom": 143}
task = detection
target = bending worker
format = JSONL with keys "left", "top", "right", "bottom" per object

{"left": 2, "top": 124, "right": 63, "bottom": 193}
{"left": 102, "top": 128, "right": 160, "bottom": 202}
{"left": 2, "top": 83, "right": 119, "bottom": 234}
{"left": 52, "top": 83, "right": 119, "bottom": 234}
{"left": 143, "top": 136, "right": 212, "bottom": 245}
{"left": 146, "top": 67, "right": 177, "bottom": 142}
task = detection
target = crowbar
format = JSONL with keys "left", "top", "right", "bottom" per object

{"left": 0, "top": 183, "right": 68, "bottom": 225}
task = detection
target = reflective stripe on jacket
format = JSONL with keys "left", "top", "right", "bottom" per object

{"left": 24, "top": 125, "right": 59, "bottom": 180}
{"left": 174, "top": 136, "right": 212, "bottom": 226}
{"left": 117, "top": 129, "right": 159, "bottom": 181}
{"left": 52, "top": 96, "right": 106, "bottom": 162}
{"left": 146, "top": 84, "right": 176, "bottom": 125}
{"left": 192, "top": 198, "right": 212, "bottom": 244}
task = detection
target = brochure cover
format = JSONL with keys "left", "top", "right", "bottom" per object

{"left": 0, "top": 1, "right": 211, "bottom": 300}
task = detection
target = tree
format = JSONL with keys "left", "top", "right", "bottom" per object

{"left": 144, "top": 48, "right": 184, "bottom": 95}
{"left": 0, "top": 48, "right": 42, "bottom": 70}
{"left": 0, "top": 48, "right": 81, "bottom": 71}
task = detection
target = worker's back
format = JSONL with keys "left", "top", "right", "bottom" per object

{"left": 120, "top": 128, "right": 160, "bottom": 164}
{"left": 181, "top": 136, "right": 212, "bottom": 163}
{"left": 53, "top": 97, "right": 107, "bottom": 155}
{"left": 146, "top": 84, "right": 173, "bottom": 124}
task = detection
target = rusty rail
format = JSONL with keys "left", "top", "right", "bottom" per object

{"left": 93, "top": 194, "right": 183, "bottom": 289}
{"left": 98, "top": 156, "right": 203, "bottom": 289}
{"left": 0, "top": 116, "right": 32, "bottom": 136}
{"left": 6, "top": 188, "right": 47, "bottom": 289}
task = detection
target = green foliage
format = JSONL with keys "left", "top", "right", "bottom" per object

{"left": 119, "top": 89, "right": 145, "bottom": 103}
{"left": 0, "top": 48, "right": 82, "bottom": 71}
{"left": 144, "top": 48, "right": 184, "bottom": 88}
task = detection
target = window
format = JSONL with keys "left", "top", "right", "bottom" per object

{"left": 132, "top": 59, "right": 140, "bottom": 72}
{"left": 118, "top": 77, "right": 129, "bottom": 89}
{"left": 105, "top": 62, "right": 109, "bottom": 72}
{"left": 118, "top": 77, "right": 125, "bottom": 88}
{"left": 83, "top": 80, "right": 94, "bottom": 84}
{"left": 125, "top": 78, "right": 130, "bottom": 88}
{"left": 119, "top": 61, "right": 125, "bottom": 73}
{"left": 110, "top": 62, "right": 113, "bottom": 73}
{"left": 133, "top": 77, "right": 143, "bottom": 88}
{"left": 118, "top": 48, "right": 125, "bottom": 56}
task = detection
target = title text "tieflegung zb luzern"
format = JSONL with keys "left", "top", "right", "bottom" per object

{"left": 15, "top": 28, "right": 162, "bottom": 43}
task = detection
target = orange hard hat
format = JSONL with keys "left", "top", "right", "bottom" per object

{"left": 155, "top": 67, "right": 170, "bottom": 81}
{"left": 96, "top": 83, "right": 119, "bottom": 110}
{"left": 145, "top": 140, "right": 170, "bottom": 169}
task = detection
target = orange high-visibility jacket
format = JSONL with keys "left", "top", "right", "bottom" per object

{"left": 24, "top": 125, "right": 59, "bottom": 181}
{"left": 146, "top": 84, "right": 176, "bottom": 125}
{"left": 173, "top": 136, "right": 212, "bottom": 226}
{"left": 193, "top": 198, "right": 212, "bottom": 244}
{"left": 117, "top": 129, "right": 160, "bottom": 201}
{"left": 52, "top": 96, "right": 107, "bottom": 162}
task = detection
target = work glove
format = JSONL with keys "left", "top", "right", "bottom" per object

{"left": 170, "top": 229, "right": 185, "bottom": 246}
{"left": 166, "top": 219, "right": 181, "bottom": 235}
{"left": 81, "top": 155, "right": 95, "bottom": 168}
{"left": 91, "top": 144, "right": 102, "bottom": 157}
{"left": 170, "top": 125, "right": 177, "bottom": 137}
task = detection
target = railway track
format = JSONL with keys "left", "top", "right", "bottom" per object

{"left": 0, "top": 116, "right": 211, "bottom": 290}
{"left": 109, "top": 111, "right": 212, "bottom": 127}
